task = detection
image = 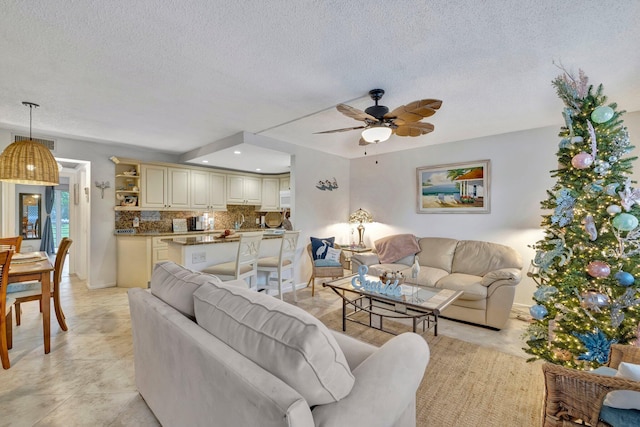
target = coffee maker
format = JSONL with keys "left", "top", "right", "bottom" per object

{"left": 188, "top": 216, "right": 206, "bottom": 231}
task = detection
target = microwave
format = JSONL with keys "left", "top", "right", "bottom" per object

{"left": 279, "top": 190, "right": 291, "bottom": 208}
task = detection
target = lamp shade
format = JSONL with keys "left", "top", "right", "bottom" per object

{"left": 361, "top": 126, "right": 392, "bottom": 143}
{"left": 349, "top": 208, "right": 373, "bottom": 224}
{"left": 0, "top": 139, "right": 59, "bottom": 186}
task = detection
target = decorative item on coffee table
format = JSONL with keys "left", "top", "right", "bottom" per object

{"left": 380, "top": 270, "right": 405, "bottom": 285}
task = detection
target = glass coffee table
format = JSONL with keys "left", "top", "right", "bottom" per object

{"left": 323, "top": 274, "right": 462, "bottom": 336}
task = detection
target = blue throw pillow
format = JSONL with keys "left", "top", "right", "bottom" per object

{"left": 314, "top": 259, "right": 342, "bottom": 267}
{"left": 310, "top": 237, "right": 335, "bottom": 260}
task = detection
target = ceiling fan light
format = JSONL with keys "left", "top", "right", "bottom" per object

{"left": 361, "top": 126, "right": 392, "bottom": 143}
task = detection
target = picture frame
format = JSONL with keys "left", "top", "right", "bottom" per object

{"left": 416, "top": 160, "right": 490, "bottom": 214}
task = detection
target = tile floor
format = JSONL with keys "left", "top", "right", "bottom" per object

{"left": 0, "top": 267, "right": 530, "bottom": 426}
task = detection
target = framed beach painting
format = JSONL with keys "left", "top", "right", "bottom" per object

{"left": 416, "top": 160, "right": 490, "bottom": 214}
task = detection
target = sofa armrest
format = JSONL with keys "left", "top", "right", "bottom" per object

{"left": 350, "top": 253, "right": 381, "bottom": 272}
{"left": 480, "top": 267, "right": 522, "bottom": 287}
{"left": 312, "top": 333, "right": 429, "bottom": 427}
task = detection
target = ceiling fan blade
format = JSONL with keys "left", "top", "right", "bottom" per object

{"left": 385, "top": 99, "right": 442, "bottom": 123}
{"left": 358, "top": 137, "right": 372, "bottom": 146}
{"left": 313, "top": 125, "right": 366, "bottom": 134}
{"left": 337, "top": 104, "right": 377, "bottom": 122}
{"left": 395, "top": 122, "right": 435, "bottom": 137}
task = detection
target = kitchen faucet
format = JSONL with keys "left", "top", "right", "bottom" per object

{"left": 234, "top": 214, "right": 245, "bottom": 230}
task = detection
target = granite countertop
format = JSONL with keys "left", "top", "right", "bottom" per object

{"left": 163, "top": 232, "right": 283, "bottom": 246}
{"left": 114, "top": 228, "right": 278, "bottom": 237}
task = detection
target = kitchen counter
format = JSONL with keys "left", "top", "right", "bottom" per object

{"left": 114, "top": 228, "right": 275, "bottom": 237}
{"left": 162, "top": 232, "right": 283, "bottom": 246}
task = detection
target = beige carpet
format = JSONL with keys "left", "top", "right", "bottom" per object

{"left": 319, "top": 309, "right": 545, "bottom": 427}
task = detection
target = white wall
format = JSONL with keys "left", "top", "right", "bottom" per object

{"left": 350, "top": 111, "right": 640, "bottom": 307}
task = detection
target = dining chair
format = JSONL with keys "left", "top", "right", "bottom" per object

{"left": 0, "top": 236, "right": 22, "bottom": 252}
{"left": 306, "top": 243, "right": 345, "bottom": 297}
{"left": 202, "top": 232, "right": 264, "bottom": 289}
{"left": 8, "top": 238, "right": 73, "bottom": 330}
{"left": 1, "top": 250, "right": 15, "bottom": 369}
{"left": 257, "top": 231, "right": 300, "bottom": 301}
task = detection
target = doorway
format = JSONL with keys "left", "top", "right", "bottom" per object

{"left": 51, "top": 177, "right": 70, "bottom": 252}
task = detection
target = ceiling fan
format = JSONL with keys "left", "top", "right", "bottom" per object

{"left": 314, "top": 89, "right": 442, "bottom": 145}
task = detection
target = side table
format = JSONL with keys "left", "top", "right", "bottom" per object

{"left": 339, "top": 245, "right": 372, "bottom": 271}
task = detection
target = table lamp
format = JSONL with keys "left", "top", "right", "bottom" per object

{"left": 348, "top": 208, "right": 373, "bottom": 247}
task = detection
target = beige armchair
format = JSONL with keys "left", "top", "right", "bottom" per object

{"left": 306, "top": 243, "right": 345, "bottom": 296}
{"left": 543, "top": 344, "right": 640, "bottom": 426}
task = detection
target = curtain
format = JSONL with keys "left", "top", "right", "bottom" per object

{"left": 40, "top": 185, "right": 55, "bottom": 254}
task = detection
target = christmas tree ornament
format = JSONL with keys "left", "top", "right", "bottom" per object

{"left": 551, "top": 188, "right": 576, "bottom": 226}
{"left": 587, "top": 261, "right": 611, "bottom": 278}
{"left": 614, "top": 271, "right": 635, "bottom": 286}
{"left": 612, "top": 213, "right": 639, "bottom": 231}
{"left": 618, "top": 178, "right": 640, "bottom": 211}
{"left": 534, "top": 285, "right": 559, "bottom": 302}
{"left": 591, "top": 106, "right": 615, "bottom": 123}
{"left": 583, "top": 215, "right": 598, "bottom": 241}
{"left": 571, "top": 152, "right": 594, "bottom": 169}
{"left": 574, "top": 329, "right": 615, "bottom": 364}
{"left": 605, "top": 183, "right": 620, "bottom": 196}
{"left": 530, "top": 304, "right": 548, "bottom": 320}
{"left": 579, "top": 290, "right": 610, "bottom": 309}
{"left": 606, "top": 205, "right": 622, "bottom": 215}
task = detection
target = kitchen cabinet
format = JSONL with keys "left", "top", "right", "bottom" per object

{"left": 114, "top": 161, "right": 141, "bottom": 209}
{"left": 191, "top": 170, "right": 227, "bottom": 210}
{"left": 227, "top": 175, "right": 262, "bottom": 205}
{"left": 141, "top": 164, "right": 190, "bottom": 209}
{"left": 279, "top": 176, "right": 290, "bottom": 191}
{"left": 259, "top": 178, "right": 280, "bottom": 211}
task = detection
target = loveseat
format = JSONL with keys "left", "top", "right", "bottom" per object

{"left": 350, "top": 235, "right": 523, "bottom": 329}
{"left": 128, "top": 261, "right": 430, "bottom": 427}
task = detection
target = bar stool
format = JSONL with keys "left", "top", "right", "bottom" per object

{"left": 202, "top": 231, "right": 264, "bottom": 289}
{"left": 257, "top": 231, "right": 300, "bottom": 301}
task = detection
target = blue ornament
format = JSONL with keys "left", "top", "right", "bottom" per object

{"left": 591, "top": 106, "right": 614, "bottom": 124}
{"left": 574, "top": 329, "right": 616, "bottom": 364}
{"left": 530, "top": 304, "right": 548, "bottom": 320}
{"left": 615, "top": 271, "right": 635, "bottom": 287}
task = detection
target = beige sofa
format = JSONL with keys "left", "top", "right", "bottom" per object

{"left": 350, "top": 236, "right": 523, "bottom": 329}
{"left": 128, "top": 261, "right": 429, "bottom": 427}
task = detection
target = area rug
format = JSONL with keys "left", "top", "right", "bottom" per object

{"left": 318, "top": 309, "right": 544, "bottom": 427}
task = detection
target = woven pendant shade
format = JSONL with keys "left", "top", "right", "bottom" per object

{"left": 0, "top": 139, "right": 59, "bottom": 185}
{"left": 0, "top": 101, "right": 59, "bottom": 186}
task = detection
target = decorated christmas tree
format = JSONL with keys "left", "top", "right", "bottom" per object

{"left": 524, "top": 68, "right": 640, "bottom": 369}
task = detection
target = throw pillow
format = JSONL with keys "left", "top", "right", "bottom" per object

{"left": 193, "top": 282, "right": 355, "bottom": 406}
{"left": 325, "top": 246, "right": 341, "bottom": 263}
{"left": 314, "top": 259, "right": 342, "bottom": 267}
{"left": 150, "top": 261, "right": 222, "bottom": 320}
{"left": 604, "top": 362, "right": 640, "bottom": 410}
{"left": 311, "top": 236, "right": 335, "bottom": 260}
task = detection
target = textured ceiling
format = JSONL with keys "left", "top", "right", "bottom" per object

{"left": 1, "top": 1, "right": 639, "bottom": 172}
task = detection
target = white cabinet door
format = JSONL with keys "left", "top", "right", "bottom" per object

{"left": 190, "top": 169, "right": 210, "bottom": 209}
{"left": 167, "top": 167, "right": 190, "bottom": 208}
{"left": 141, "top": 165, "right": 167, "bottom": 208}
{"left": 244, "top": 176, "right": 262, "bottom": 204}
{"left": 279, "top": 176, "right": 290, "bottom": 191}
{"left": 226, "top": 175, "right": 245, "bottom": 204}
{"left": 260, "top": 178, "right": 279, "bottom": 211}
{"left": 209, "top": 172, "right": 227, "bottom": 210}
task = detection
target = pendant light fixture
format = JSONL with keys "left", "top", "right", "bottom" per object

{"left": 0, "top": 102, "right": 59, "bottom": 186}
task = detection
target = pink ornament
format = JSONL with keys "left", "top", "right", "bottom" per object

{"left": 587, "top": 261, "right": 611, "bottom": 278}
{"left": 571, "top": 152, "right": 594, "bottom": 169}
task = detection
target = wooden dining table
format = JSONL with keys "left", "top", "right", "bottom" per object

{"left": 8, "top": 252, "right": 54, "bottom": 354}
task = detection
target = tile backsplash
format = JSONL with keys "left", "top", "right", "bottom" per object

{"left": 115, "top": 205, "right": 282, "bottom": 232}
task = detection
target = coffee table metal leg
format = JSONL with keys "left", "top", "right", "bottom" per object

{"left": 434, "top": 313, "right": 438, "bottom": 336}
{"left": 342, "top": 297, "right": 347, "bottom": 332}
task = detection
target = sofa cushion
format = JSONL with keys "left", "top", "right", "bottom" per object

{"left": 311, "top": 236, "right": 335, "bottom": 260}
{"left": 416, "top": 237, "right": 458, "bottom": 272}
{"left": 150, "top": 261, "right": 222, "bottom": 320}
{"left": 193, "top": 282, "right": 355, "bottom": 406}
{"left": 409, "top": 266, "right": 449, "bottom": 287}
{"left": 451, "top": 240, "right": 523, "bottom": 276}
{"left": 435, "top": 273, "right": 487, "bottom": 301}
{"left": 374, "top": 234, "right": 420, "bottom": 264}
